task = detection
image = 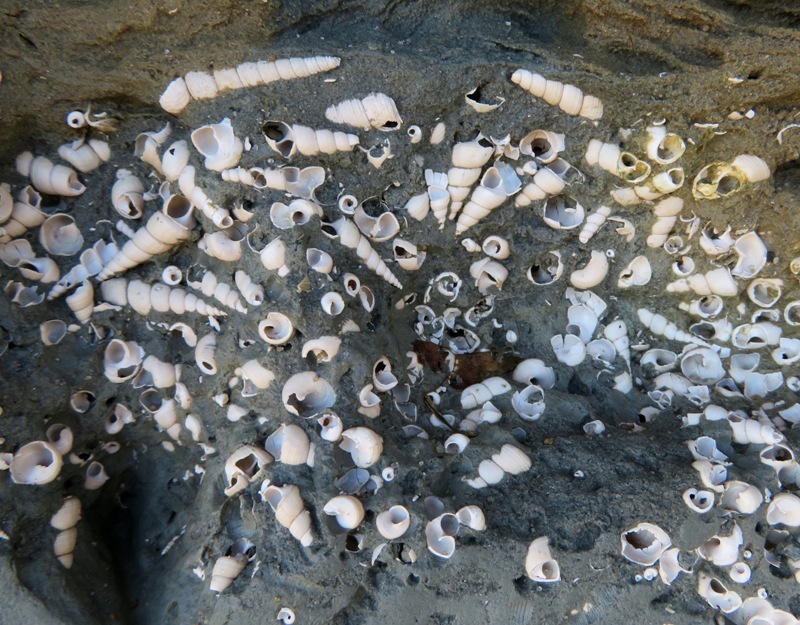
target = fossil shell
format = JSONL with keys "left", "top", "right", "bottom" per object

{"left": 339, "top": 427, "right": 383, "bottom": 468}
{"left": 223, "top": 445, "right": 273, "bottom": 496}
{"left": 21, "top": 154, "right": 86, "bottom": 196}
{"left": 58, "top": 138, "right": 110, "bottom": 173}
{"left": 525, "top": 536, "right": 560, "bottom": 583}
{"left": 697, "top": 523, "right": 743, "bottom": 567}
{"left": 617, "top": 255, "right": 651, "bottom": 288}
{"left": 766, "top": 492, "right": 800, "bottom": 526}
{"left": 542, "top": 194, "right": 584, "bottom": 230}
{"left": 584, "top": 140, "right": 650, "bottom": 182}
{"left": 263, "top": 121, "right": 359, "bottom": 158}
{"left": 261, "top": 483, "right": 313, "bottom": 546}
{"left": 323, "top": 495, "right": 365, "bottom": 529}
{"left": 692, "top": 154, "right": 770, "bottom": 200}
{"left": 645, "top": 125, "right": 685, "bottom": 164}
{"left": 325, "top": 92, "right": 402, "bottom": 131}
{"left": 697, "top": 574, "right": 742, "bottom": 614}
{"left": 209, "top": 553, "right": 248, "bottom": 594}
{"left": 454, "top": 163, "right": 520, "bottom": 235}
{"left": 682, "top": 488, "right": 714, "bottom": 514}
{"left": 719, "top": 480, "right": 763, "bottom": 514}
{"left": 265, "top": 424, "right": 312, "bottom": 466}
{"left": 620, "top": 522, "right": 671, "bottom": 566}
{"left": 425, "top": 513, "right": 459, "bottom": 559}
{"left": 317, "top": 412, "right": 344, "bottom": 442}
{"left": 376, "top": 505, "right": 411, "bottom": 539}
{"left": 569, "top": 250, "right": 608, "bottom": 289}
{"left": 39, "top": 214, "right": 83, "bottom": 256}
{"left": 646, "top": 197, "right": 683, "bottom": 248}
{"left": 281, "top": 371, "right": 336, "bottom": 418}
{"left": 103, "top": 338, "right": 144, "bottom": 383}
{"left": 511, "top": 69, "right": 603, "bottom": 120}
{"left": 731, "top": 231, "right": 768, "bottom": 279}
{"left": 258, "top": 312, "right": 294, "bottom": 346}
{"left": 84, "top": 460, "right": 109, "bottom": 490}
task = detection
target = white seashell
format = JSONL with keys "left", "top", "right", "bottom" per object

{"left": 430, "top": 122, "right": 446, "bottom": 144}
{"left": 232, "top": 270, "right": 264, "bottom": 307}
{"left": 460, "top": 377, "right": 512, "bottom": 409}
{"left": 586, "top": 339, "right": 616, "bottom": 365}
{"left": 260, "top": 484, "right": 313, "bottom": 546}
{"left": 392, "top": 238, "right": 426, "bottom": 271}
{"left": 692, "top": 459, "right": 728, "bottom": 492}
{"left": 731, "top": 231, "right": 768, "bottom": 279}
{"left": 24, "top": 155, "right": 86, "bottom": 196}
{"left": 40, "top": 319, "right": 68, "bottom": 346}
{"left": 640, "top": 348, "right": 678, "bottom": 373}
{"left": 727, "top": 414, "right": 783, "bottom": 445}
{"left": 177, "top": 165, "right": 232, "bottom": 228}
{"left": 57, "top": 138, "right": 110, "bottom": 173}
{"left": 223, "top": 445, "right": 272, "bottom": 496}
{"left": 646, "top": 197, "right": 683, "bottom": 248}
{"left": 772, "top": 337, "right": 800, "bottom": 366}
{"left": 454, "top": 163, "right": 520, "bottom": 235}
{"left": 105, "top": 403, "right": 134, "bottom": 435}
{"left": 407, "top": 125, "right": 423, "bottom": 143}
{"left": 160, "top": 265, "right": 182, "bottom": 286}
{"left": 44, "top": 423, "right": 73, "bottom": 455}
{"left": 263, "top": 121, "right": 359, "bottom": 159}
{"left": 373, "top": 356, "right": 398, "bottom": 392}
{"left": 65, "top": 280, "right": 94, "bottom": 324}
{"left": 697, "top": 523, "right": 743, "bottom": 567}
{"left": 658, "top": 547, "right": 689, "bottom": 585}
{"left": 511, "top": 69, "right": 603, "bottom": 120}
{"left": 680, "top": 347, "right": 725, "bottom": 385}
{"left": 617, "top": 255, "right": 651, "bottom": 288}
{"left": 265, "top": 424, "right": 312, "bottom": 465}
{"left": 469, "top": 257, "right": 508, "bottom": 294}
{"left": 645, "top": 125, "right": 685, "bottom": 164}
{"left": 84, "top": 461, "right": 109, "bottom": 490}
{"left": 0, "top": 186, "right": 46, "bottom": 241}
{"left": 542, "top": 194, "right": 584, "bottom": 230}
{"left": 227, "top": 404, "right": 249, "bottom": 422}
{"left": 323, "top": 495, "right": 365, "bottom": 529}
{"left": 325, "top": 92, "right": 402, "bottom": 131}
{"left": 566, "top": 304, "right": 598, "bottom": 344}
{"left": 281, "top": 371, "right": 336, "bottom": 418}
{"left": 444, "top": 432, "right": 470, "bottom": 454}
{"left": 637, "top": 308, "right": 708, "bottom": 346}
{"left": 766, "top": 492, "right": 800, "bottom": 526}
{"left": 511, "top": 384, "right": 546, "bottom": 421}
{"left": 10, "top": 441, "right": 63, "bottom": 485}
{"left": 238, "top": 359, "right": 275, "bottom": 396}
{"left": 731, "top": 321, "right": 782, "bottom": 349}
{"left": 97, "top": 197, "right": 196, "bottom": 280}
{"left": 320, "top": 292, "right": 345, "bottom": 316}
{"left": 425, "top": 513, "right": 459, "bottom": 559}
{"left": 620, "top": 522, "right": 671, "bottom": 566}
{"left": 404, "top": 192, "right": 430, "bottom": 222}
{"left": 550, "top": 333, "right": 586, "bottom": 366}
{"left": 276, "top": 607, "right": 296, "bottom": 624}
{"left": 569, "top": 250, "right": 608, "bottom": 289}
{"left": 455, "top": 505, "right": 485, "bottom": 532}
{"left": 209, "top": 554, "right": 248, "bottom": 594}
{"left": 697, "top": 574, "right": 742, "bottom": 614}
{"left": 425, "top": 169, "right": 451, "bottom": 228}
{"left": 258, "top": 312, "right": 294, "bottom": 346}
{"left": 321, "top": 216, "right": 402, "bottom": 288}
{"left": 53, "top": 527, "right": 77, "bottom": 568}
{"left": 39, "top": 214, "right": 83, "bottom": 256}
{"left": 446, "top": 136, "right": 494, "bottom": 217}
{"left": 376, "top": 505, "right": 411, "bottom": 539}
{"left": 666, "top": 266, "right": 738, "bottom": 297}
{"left": 525, "top": 536, "right": 560, "bottom": 583}
{"left": 692, "top": 154, "right": 770, "bottom": 200}
{"left": 519, "top": 130, "right": 565, "bottom": 164}
{"left": 512, "top": 358, "right": 555, "bottom": 389}
{"left": 584, "top": 140, "right": 650, "bottom": 182}
{"left": 51, "top": 496, "right": 81, "bottom": 532}
{"left": 728, "top": 562, "right": 751, "bottom": 584}
{"left": 339, "top": 427, "right": 383, "bottom": 468}
{"left": 682, "top": 488, "right": 714, "bottom": 514}
{"left": 578, "top": 205, "right": 611, "bottom": 243}
{"left": 317, "top": 412, "right": 344, "bottom": 442}
{"left": 747, "top": 278, "right": 782, "bottom": 308}
{"left": 515, "top": 159, "right": 572, "bottom": 206}
{"left": 353, "top": 203, "right": 401, "bottom": 242}
{"left": 527, "top": 251, "right": 563, "bottom": 286}
{"left": 195, "top": 333, "right": 218, "bottom": 375}
{"left": 103, "top": 338, "right": 143, "bottom": 383}
{"left": 719, "top": 481, "right": 763, "bottom": 514}
{"left": 296, "top": 334, "right": 341, "bottom": 363}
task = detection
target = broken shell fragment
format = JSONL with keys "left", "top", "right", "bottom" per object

{"left": 525, "top": 536, "right": 560, "bottom": 583}
{"left": 620, "top": 522, "right": 671, "bottom": 566}
{"left": 617, "top": 255, "right": 651, "bottom": 288}
{"left": 683, "top": 488, "right": 714, "bottom": 514}
{"left": 339, "top": 427, "right": 383, "bottom": 468}
{"left": 766, "top": 492, "right": 800, "bottom": 527}
{"left": 692, "top": 154, "right": 770, "bottom": 200}
{"left": 10, "top": 441, "right": 63, "bottom": 484}
{"left": 40, "top": 319, "right": 68, "bottom": 345}
{"left": 281, "top": 371, "right": 336, "bottom": 418}
{"left": 39, "top": 214, "right": 83, "bottom": 256}
{"left": 224, "top": 444, "right": 273, "bottom": 496}
{"left": 645, "top": 125, "right": 685, "bottom": 164}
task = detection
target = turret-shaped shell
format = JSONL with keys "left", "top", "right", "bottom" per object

{"left": 666, "top": 267, "right": 738, "bottom": 297}
{"left": 263, "top": 121, "right": 359, "bottom": 158}
{"left": 96, "top": 195, "right": 195, "bottom": 280}
{"left": 578, "top": 205, "right": 611, "bottom": 243}
{"left": 191, "top": 118, "right": 243, "bottom": 172}
{"left": 511, "top": 70, "right": 603, "bottom": 120}
{"left": 320, "top": 216, "right": 402, "bottom": 288}
{"left": 159, "top": 56, "right": 341, "bottom": 114}
{"left": 178, "top": 165, "right": 232, "bottom": 228}
{"left": 727, "top": 414, "right": 784, "bottom": 445}
{"left": 0, "top": 186, "right": 45, "bottom": 241}
{"left": 525, "top": 536, "right": 560, "bottom": 583}
{"left": 50, "top": 496, "right": 81, "bottom": 568}
{"left": 17, "top": 153, "right": 86, "bottom": 196}
{"left": 261, "top": 483, "right": 313, "bottom": 546}
{"left": 188, "top": 269, "right": 247, "bottom": 313}
{"left": 637, "top": 308, "right": 708, "bottom": 347}
{"left": 133, "top": 122, "right": 171, "bottom": 174}
{"left": 209, "top": 538, "right": 256, "bottom": 593}
{"left": 515, "top": 159, "right": 572, "bottom": 207}
{"left": 57, "top": 138, "right": 111, "bottom": 173}
{"left": 265, "top": 424, "right": 313, "bottom": 466}
{"left": 100, "top": 278, "right": 228, "bottom": 318}
{"left": 325, "top": 92, "right": 402, "bottom": 131}
{"left": 446, "top": 135, "right": 495, "bottom": 218}
{"left": 223, "top": 165, "right": 325, "bottom": 200}
{"left": 234, "top": 270, "right": 264, "bottom": 306}
{"left": 425, "top": 169, "right": 450, "bottom": 228}
{"left": 612, "top": 167, "right": 685, "bottom": 205}
{"left": 65, "top": 280, "right": 94, "bottom": 324}
{"left": 455, "top": 162, "right": 521, "bottom": 235}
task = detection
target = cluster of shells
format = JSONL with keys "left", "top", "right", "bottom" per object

{"left": 2, "top": 52, "right": 800, "bottom": 623}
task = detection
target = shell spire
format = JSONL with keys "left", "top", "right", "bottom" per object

{"left": 321, "top": 217, "right": 402, "bottom": 288}
{"left": 159, "top": 56, "right": 341, "bottom": 115}
{"left": 100, "top": 278, "right": 228, "bottom": 318}
{"left": 511, "top": 69, "right": 603, "bottom": 120}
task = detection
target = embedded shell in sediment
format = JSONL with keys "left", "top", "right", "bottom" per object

{"left": 265, "top": 424, "right": 312, "bottom": 466}
{"left": 620, "top": 522, "right": 671, "bottom": 566}
{"left": 511, "top": 69, "right": 603, "bottom": 120}
{"left": 325, "top": 92, "right": 402, "bottom": 131}
{"left": 525, "top": 536, "right": 560, "bottom": 583}
{"left": 376, "top": 505, "right": 411, "bottom": 539}
{"left": 261, "top": 483, "right": 314, "bottom": 546}
{"left": 10, "top": 440, "right": 63, "bottom": 485}
{"left": 323, "top": 495, "right": 365, "bottom": 529}
{"left": 281, "top": 371, "right": 336, "bottom": 418}
{"left": 692, "top": 154, "right": 770, "bottom": 200}
{"left": 339, "top": 427, "right": 383, "bottom": 468}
